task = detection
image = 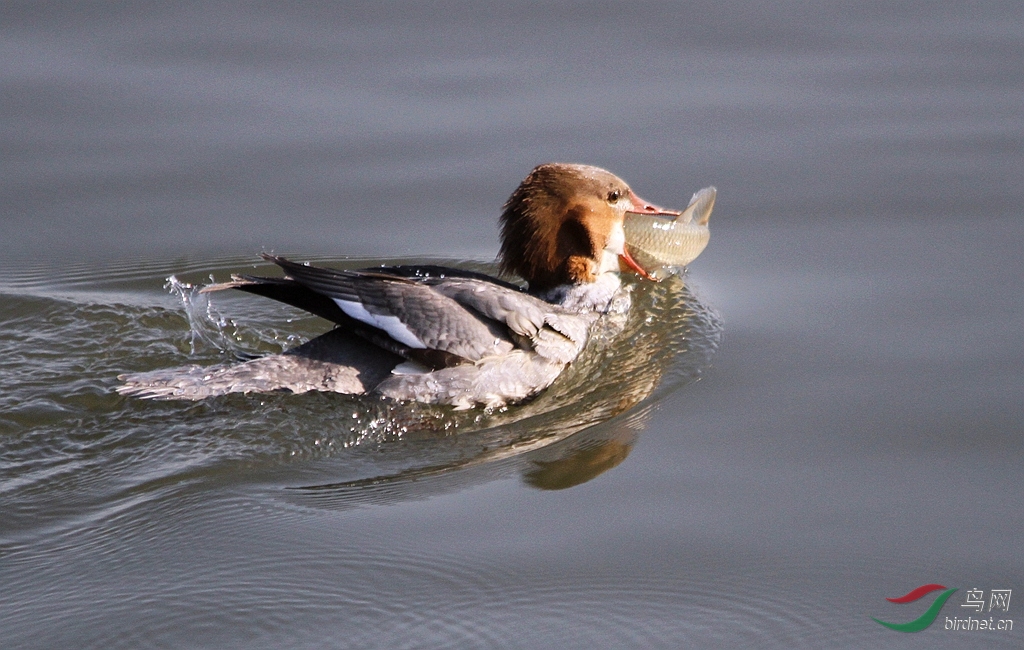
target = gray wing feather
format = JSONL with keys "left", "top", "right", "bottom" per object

{"left": 427, "top": 278, "right": 592, "bottom": 364}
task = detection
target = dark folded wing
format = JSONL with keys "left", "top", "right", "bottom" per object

{"left": 265, "top": 255, "right": 515, "bottom": 362}
{"left": 203, "top": 274, "right": 350, "bottom": 324}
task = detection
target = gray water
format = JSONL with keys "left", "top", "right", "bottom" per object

{"left": 2, "top": 2, "right": 1022, "bottom": 648}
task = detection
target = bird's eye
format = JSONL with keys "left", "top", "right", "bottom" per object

{"left": 607, "top": 190, "right": 621, "bottom": 202}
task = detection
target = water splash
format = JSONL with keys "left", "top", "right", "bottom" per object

{"left": 166, "top": 274, "right": 306, "bottom": 358}
{"left": 167, "top": 275, "right": 225, "bottom": 355}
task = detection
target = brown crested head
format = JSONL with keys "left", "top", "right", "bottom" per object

{"left": 498, "top": 163, "right": 634, "bottom": 292}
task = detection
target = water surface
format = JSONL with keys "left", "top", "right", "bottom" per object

{"left": 2, "top": 2, "right": 1022, "bottom": 648}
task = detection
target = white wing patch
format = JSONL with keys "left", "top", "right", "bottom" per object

{"left": 390, "top": 360, "right": 432, "bottom": 375}
{"left": 332, "top": 299, "right": 427, "bottom": 349}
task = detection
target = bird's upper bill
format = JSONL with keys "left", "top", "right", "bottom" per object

{"left": 625, "top": 188, "right": 681, "bottom": 218}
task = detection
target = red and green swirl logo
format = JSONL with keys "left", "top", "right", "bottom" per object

{"left": 873, "top": 584, "right": 958, "bottom": 632}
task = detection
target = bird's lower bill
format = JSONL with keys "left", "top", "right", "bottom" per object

{"left": 618, "top": 247, "right": 654, "bottom": 281}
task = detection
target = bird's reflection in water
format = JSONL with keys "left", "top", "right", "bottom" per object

{"left": 522, "top": 414, "right": 642, "bottom": 490}
{"left": 282, "top": 275, "right": 719, "bottom": 509}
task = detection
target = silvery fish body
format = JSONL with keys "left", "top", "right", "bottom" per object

{"left": 623, "top": 186, "right": 716, "bottom": 274}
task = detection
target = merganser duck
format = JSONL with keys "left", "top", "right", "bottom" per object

{"left": 117, "top": 163, "right": 681, "bottom": 408}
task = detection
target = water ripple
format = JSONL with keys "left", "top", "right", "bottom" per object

{"left": 4, "top": 483, "right": 845, "bottom": 649}
{"left": 3, "top": 258, "right": 717, "bottom": 482}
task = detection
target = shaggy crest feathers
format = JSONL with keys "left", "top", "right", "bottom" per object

{"left": 498, "top": 163, "right": 632, "bottom": 292}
